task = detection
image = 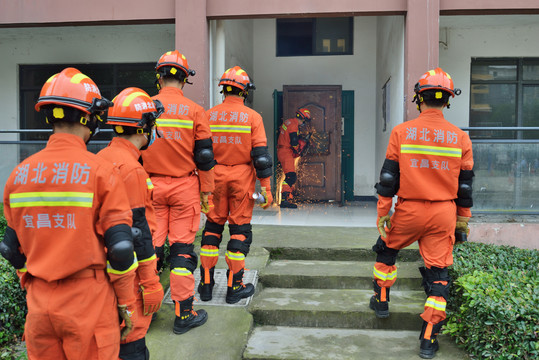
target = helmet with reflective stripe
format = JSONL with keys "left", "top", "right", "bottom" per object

{"left": 35, "top": 67, "right": 111, "bottom": 114}
{"left": 414, "top": 67, "right": 461, "bottom": 98}
{"left": 107, "top": 87, "right": 164, "bottom": 130}
{"left": 218, "top": 66, "right": 256, "bottom": 93}
{"left": 296, "top": 108, "right": 311, "bottom": 121}
{"left": 155, "top": 50, "right": 196, "bottom": 80}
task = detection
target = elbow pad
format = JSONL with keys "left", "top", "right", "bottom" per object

{"left": 374, "top": 159, "right": 400, "bottom": 197}
{"left": 456, "top": 169, "right": 474, "bottom": 208}
{"left": 104, "top": 224, "right": 135, "bottom": 272}
{"left": 131, "top": 207, "right": 155, "bottom": 261}
{"left": 194, "top": 138, "right": 217, "bottom": 171}
{"left": 0, "top": 226, "right": 26, "bottom": 269}
{"left": 251, "top": 146, "right": 273, "bottom": 179}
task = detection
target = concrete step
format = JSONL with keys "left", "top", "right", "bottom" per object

{"left": 260, "top": 259, "right": 424, "bottom": 290}
{"left": 249, "top": 288, "right": 425, "bottom": 330}
{"left": 266, "top": 246, "right": 422, "bottom": 262}
{"left": 243, "top": 326, "right": 469, "bottom": 360}
{"left": 200, "top": 225, "right": 420, "bottom": 260}
{"left": 253, "top": 225, "right": 422, "bottom": 262}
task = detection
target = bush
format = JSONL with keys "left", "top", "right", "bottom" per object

{"left": 446, "top": 242, "right": 539, "bottom": 359}
{"left": 0, "top": 206, "right": 27, "bottom": 352}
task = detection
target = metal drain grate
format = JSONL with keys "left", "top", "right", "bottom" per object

{"left": 163, "top": 268, "right": 258, "bottom": 307}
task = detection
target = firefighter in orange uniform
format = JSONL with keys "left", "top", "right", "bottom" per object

{"left": 0, "top": 68, "right": 138, "bottom": 360}
{"left": 98, "top": 88, "right": 165, "bottom": 359}
{"left": 277, "top": 108, "right": 312, "bottom": 208}
{"left": 369, "top": 68, "right": 473, "bottom": 359}
{"left": 141, "top": 50, "right": 215, "bottom": 334}
{"left": 198, "top": 66, "right": 273, "bottom": 304}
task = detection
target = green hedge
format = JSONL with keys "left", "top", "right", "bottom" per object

{"left": 0, "top": 205, "right": 27, "bottom": 353}
{"left": 446, "top": 242, "right": 539, "bottom": 359}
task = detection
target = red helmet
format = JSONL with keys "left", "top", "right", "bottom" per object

{"left": 296, "top": 108, "right": 311, "bottom": 121}
{"left": 107, "top": 88, "right": 164, "bottom": 130}
{"left": 35, "top": 67, "right": 111, "bottom": 114}
{"left": 155, "top": 50, "right": 196, "bottom": 80}
{"left": 218, "top": 66, "right": 256, "bottom": 94}
{"left": 414, "top": 67, "right": 461, "bottom": 98}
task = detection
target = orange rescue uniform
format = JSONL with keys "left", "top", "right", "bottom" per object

{"left": 98, "top": 137, "right": 161, "bottom": 346}
{"left": 3, "top": 133, "right": 136, "bottom": 360}
{"left": 374, "top": 109, "right": 474, "bottom": 325}
{"left": 202, "top": 96, "right": 269, "bottom": 276}
{"left": 142, "top": 86, "right": 214, "bottom": 302}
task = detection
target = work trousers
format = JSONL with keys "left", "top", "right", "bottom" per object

{"left": 151, "top": 175, "right": 200, "bottom": 302}
{"left": 25, "top": 270, "right": 120, "bottom": 360}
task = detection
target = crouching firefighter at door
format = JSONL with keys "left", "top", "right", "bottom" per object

{"left": 198, "top": 66, "right": 273, "bottom": 304}
{"left": 277, "top": 107, "right": 311, "bottom": 208}
{"left": 141, "top": 50, "right": 216, "bottom": 335}
{"left": 98, "top": 88, "right": 165, "bottom": 359}
{"left": 369, "top": 68, "right": 474, "bottom": 359}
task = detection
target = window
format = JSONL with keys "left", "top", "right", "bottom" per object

{"left": 276, "top": 17, "right": 353, "bottom": 57}
{"left": 19, "top": 63, "right": 156, "bottom": 141}
{"left": 470, "top": 58, "right": 539, "bottom": 139}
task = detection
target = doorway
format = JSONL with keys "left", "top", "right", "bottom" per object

{"left": 278, "top": 85, "right": 342, "bottom": 202}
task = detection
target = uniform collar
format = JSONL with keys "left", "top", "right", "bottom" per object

{"left": 223, "top": 96, "right": 245, "bottom": 105}
{"left": 109, "top": 137, "right": 141, "bottom": 160}
{"left": 47, "top": 133, "right": 87, "bottom": 149}
{"left": 419, "top": 108, "right": 444, "bottom": 117}
{"left": 159, "top": 86, "right": 184, "bottom": 97}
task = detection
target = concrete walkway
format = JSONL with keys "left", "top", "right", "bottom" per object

{"left": 146, "top": 224, "right": 469, "bottom": 359}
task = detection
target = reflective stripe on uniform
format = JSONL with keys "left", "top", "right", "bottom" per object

{"left": 401, "top": 144, "right": 462, "bottom": 158}
{"left": 373, "top": 266, "right": 397, "bottom": 281}
{"left": 107, "top": 252, "right": 138, "bottom": 275}
{"left": 171, "top": 267, "right": 192, "bottom": 276}
{"left": 138, "top": 254, "right": 156, "bottom": 263}
{"left": 9, "top": 192, "right": 94, "bottom": 208}
{"left": 156, "top": 118, "right": 194, "bottom": 129}
{"left": 210, "top": 124, "right": 251, "bottom": 133}
{"left": 200, "top": 248, "right": 219, "bottom": 257}
{"left": 425, "top": 297, "right": 447, "bottom": 311}
{"left": 225, "top": 251, "right": 245, "bottom": 261}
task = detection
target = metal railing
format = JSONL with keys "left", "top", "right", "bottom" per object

{"left": 2, "top": 127, "right": 538, "bottom": 214}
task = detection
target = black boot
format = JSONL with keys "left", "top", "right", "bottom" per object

{"left": 369, "top": 280, "right": 390, "bottom": 318}
{"left": 197, "top": 266, "right": 215, "bottom": 301}
{"left": 280, "top": 192, "right": 297, "bottom": 209}
{"left": 173, "top": 296, "right": 208, "bottom": 334}
{"left": 226, "top": 269, "right": 255, "bottom": 304}
{"left": 419, "top": 321, "right": 443, "bottom": 359}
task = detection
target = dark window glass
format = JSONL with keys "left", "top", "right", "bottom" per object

{"left": 19, "top": 63, "right": 156, "bottom": 141}
{"left": 470, "top": 58, "right": 539, "bottom": 140}
{"left": 471, "top": 59, "right": 517, "bottom": 81}
{"left": 523, "top": 58, "right": 539, "bottom": 81}
{"left": 523, "top": 85, "right": 539, "bottom": 139}
{"left": 277, "top": 17, "right": 353, "bottom": 57}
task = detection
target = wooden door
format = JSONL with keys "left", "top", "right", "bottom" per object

{"left": 283, "top": 85, "right": 342, "bottom": 202}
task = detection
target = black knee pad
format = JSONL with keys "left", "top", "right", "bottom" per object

{"left": 202, "top": 221, "right": 225, "bottom": 247}
{"left": 284, "top": 172, "right": 297, "bottom": 186}
{"left": 169, "top": 243, "right": 198, "bottom": 273}
{"left": 419, "top": 266, "right": 451, "bottom": 300}
{"left": 119, "top": 338, "right": 149, "bottom": 360}
{"left": 227, "top": 223, "right": 253, "bottom": 255}
{"left": 372, "top": 236, "right": 399, "bottom": 266}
